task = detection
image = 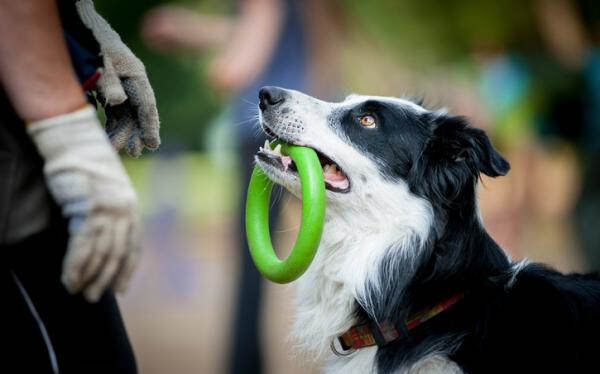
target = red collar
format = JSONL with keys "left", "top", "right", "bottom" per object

{"left": 333, "top": 292, "right": 465, "bottom": 355}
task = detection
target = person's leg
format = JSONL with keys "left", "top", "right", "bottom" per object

{"left": 5, "top": 222, "right": 137, "bottom": 374}
{"left": 4, "top": 269, "right": 57, "bottom": 373}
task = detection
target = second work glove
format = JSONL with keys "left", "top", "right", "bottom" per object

{"left": 76, "top": 0, "right": 160, "bottom": 157}
{"left": 28, "top": 105, "right": 141, "bottom": 303}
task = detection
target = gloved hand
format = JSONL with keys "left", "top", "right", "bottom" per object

{"left": 76, "top": 0, "right": 160, "bottom": 158}
{"left": 28, "top": 105, "right": 141, "bottom": 303}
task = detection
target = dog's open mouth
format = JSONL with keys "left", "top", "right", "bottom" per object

{"left": 257, "top": 139, "right": 350, "bottom": 193}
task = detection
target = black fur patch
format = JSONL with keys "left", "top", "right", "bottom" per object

{"left": 331, "top": 100, "right": 431, "bottom": 179}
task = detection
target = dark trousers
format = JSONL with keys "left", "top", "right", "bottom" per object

{"left": 3, "top": 222, "right": 137, "bottom": 374}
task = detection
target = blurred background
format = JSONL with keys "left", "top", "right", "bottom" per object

{"left": 96, "top": 0, "right": 600, "bottom": 373}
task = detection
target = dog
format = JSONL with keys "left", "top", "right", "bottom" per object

{"left": 254, "top": 86, "right": 600, "bottom": 374}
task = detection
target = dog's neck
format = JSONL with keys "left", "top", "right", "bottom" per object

{"left": 379, "top": 183, "right": 511, "bottom": 332}
{"left": 292, "top": 181, "right": 510, "bottom": 362}
{"left": 292, "top": 180, "right": 434, "bottom": 357}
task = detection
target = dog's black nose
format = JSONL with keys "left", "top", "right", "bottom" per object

{"left": 259, "top": 86, "right": 286, "bottom": 111}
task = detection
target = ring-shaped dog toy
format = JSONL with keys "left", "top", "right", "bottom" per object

{"left": 245, "top": 143, "right": 325, "bottom": 283}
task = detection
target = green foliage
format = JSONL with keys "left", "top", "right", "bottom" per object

{"left": 341, "top": 0, "right": 538, "bottom": 66}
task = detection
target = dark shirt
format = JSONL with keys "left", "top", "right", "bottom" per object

{"left": 0, "top": 0, "right": 100, "bottom": 244}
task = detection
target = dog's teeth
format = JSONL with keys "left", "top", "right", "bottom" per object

{"left": 323, "top": 164, "right": 331, "bottom": 172}
{"left": 264, "top": 139, "right": 270, "bottom": 150}
{"left": 273, "top": 144, "right": 282, "bottom": 155}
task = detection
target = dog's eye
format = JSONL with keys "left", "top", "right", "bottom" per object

{"left": 358, "top": 115, "right": 376, "bottom": 128}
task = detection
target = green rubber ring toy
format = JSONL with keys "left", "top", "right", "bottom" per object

{"left": 245, "top": 143, "right": 326, "bottom": 283}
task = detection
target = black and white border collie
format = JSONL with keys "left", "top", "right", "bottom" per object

{"left": 254, "top": 86, "right": 600, "bottom": 374}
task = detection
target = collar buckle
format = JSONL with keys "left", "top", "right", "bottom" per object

{"left": 330, "top": 338, "right": 357, "bottom": 357}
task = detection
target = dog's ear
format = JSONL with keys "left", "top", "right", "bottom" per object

{"left": 425, "top": 114, "right": 510, "bottom": 177}
{"left": 408, "top": 114, "right": 509, "bottom": 206}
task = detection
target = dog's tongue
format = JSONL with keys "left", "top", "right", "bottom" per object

{"left": 282, "top": 153, "right": 349, "bottom": 190}
{"left": 323, "top": 165, "right": 349, "bottom": 190}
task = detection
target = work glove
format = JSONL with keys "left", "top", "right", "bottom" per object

{"left": 28, "top": 105, "right": 141, "bottom": 303}
{"left": 76, "top": 0, "right": 160, "bottom": 157}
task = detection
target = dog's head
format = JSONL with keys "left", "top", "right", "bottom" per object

{"left": 257, "top": 87, "right": 511, "bottom": 350}
{"left": 255, "top": 86, "right": 509, "bottom": 218}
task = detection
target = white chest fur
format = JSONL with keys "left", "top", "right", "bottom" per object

{"left": 290, "top": 184, "right": 436, "bottom": 372}
{"left": 324, "top": 352, "right": 463, "bottom": 374}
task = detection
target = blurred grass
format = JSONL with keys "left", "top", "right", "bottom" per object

{"left": 123, "top": 153, "right": 239, "bottom": 224}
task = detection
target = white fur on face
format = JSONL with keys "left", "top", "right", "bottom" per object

{"left": 257, "top": 90, "right": 435, "bottom": 371}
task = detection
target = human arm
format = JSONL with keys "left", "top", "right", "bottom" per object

{"left": 0, "top": 0, "right": 86, "bottom": 122}
{"left": 141, "top": 0, "right": 284, "bottom": 94}
{"left": 141, "top": 5, "right": 234, "bottom": 52}
{"left": 207, "top": 0, "right": 283, "bottom": 93}
{"left": 0, "top": 0, "right": 141, "bottom": 302}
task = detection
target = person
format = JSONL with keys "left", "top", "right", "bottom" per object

{"left": 142, "top": 1, "right": 314, "bottom": 373}
{"left": 0, "top": 0, "right": 159, "bottom": 372}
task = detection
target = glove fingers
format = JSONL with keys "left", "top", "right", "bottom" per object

{"left": 84, "top": 216, "right": 131, "bottom": 303}
{"left": 79, "top": 215, "right": 113, "bottom": 287}
{"left": 114, "top": 220, "right": 141, "bottom": 294}
{"left": 105, "top": 105, "right": 136, "bottom": 152}
{"left": 123, "top": 78, "right": 161, "bottom": 150}
{"left": 106, "top": 101, "right": 145, "bottom": 157}
{"left": 97, "top": 56, "right": 127, "bottom": 106}
{"left": 61, "top": 220, "right": 96, "bottom": 294}
{"left": 125, "top": 128, "right": 144, "bottom": 158}
{"left": 103, "top": 103, "right": 120, "bottom": 133}
{"left": 84, "top": 256, "right": 120, "bottom": 303}
{"left": 114, "top": 249, "right": 140, "bottom": 294}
